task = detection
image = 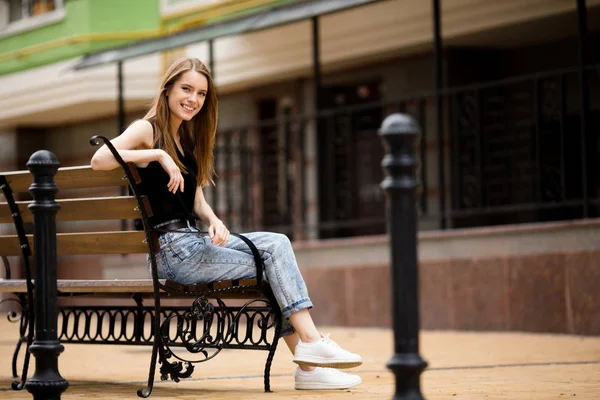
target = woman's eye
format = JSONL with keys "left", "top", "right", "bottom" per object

{"left": 182, "top": 87, "right": 190, "bottom": 92}
{"left": 198, "top": 92, "right": 206, "bottom": 97}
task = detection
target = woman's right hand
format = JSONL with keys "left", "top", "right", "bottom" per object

{"left": 158, "top": 150, "right": 184, "bottom": 193}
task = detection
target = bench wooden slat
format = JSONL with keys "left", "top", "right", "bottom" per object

{"left": 0, "top": 279, "right": 261, "bottom": 296}
{"left": 0, "top": 279, "right": 155, "bottom": 293}
{"left": 0, "top": 196, "right": 150, "bottom": 224}
{"left": 2, "top": 165, "right": 140, "bottom": 193}
{"left": 0, "top": 231, "right": 148, "bottom": 256}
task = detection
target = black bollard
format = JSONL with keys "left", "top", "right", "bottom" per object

{"left": 25, "top": 151, "right": 68, "bottom": 400}
{"left": 379, "top": 114, "right": 427, "bottom": 400}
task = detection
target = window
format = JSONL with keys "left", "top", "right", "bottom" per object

{"left": 8, "top": 0, "right": 55, "bottom": 22}
{"left": 1, "top": 0, "right": 64, "bottom": 37}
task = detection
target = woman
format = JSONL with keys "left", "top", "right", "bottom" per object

{"left": 91, "top": 57, "right": 362, "bottom": 390}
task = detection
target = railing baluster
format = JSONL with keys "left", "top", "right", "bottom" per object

{"left": 476, "top": 89, "right": 484, "bottom": 212}
{"left": 534, "top": 78, "right": 542, "bottom": 203}
{"left": 559, "top": 74, "right": 567, "bottom": 201}
{"left": 212, "top": 136, "right": 219, "bottom": 216}
{"left": 576, "top": 0, "right": 590, "bottom": 218}
{"left": 417, "top": 99, "right": 427, "bottom": 215}
{"left": 450, "top": 93, "right": 459, "bottom": 225}
{"left": 241, "top": 129, "right": 250, "bottom": 232}
{"left": 283, "top": 107, "right": 292, "bottom": 236}
{"left": 299, "top": 117, "right": 307, "bottom": 239}
{"left": 225, "top": 132, "right": 232, "bottom": 225}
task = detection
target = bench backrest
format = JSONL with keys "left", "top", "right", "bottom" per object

{"left": 0, "top": 164, "right": 152, "bottom": 257}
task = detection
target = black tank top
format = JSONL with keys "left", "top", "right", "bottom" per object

{"left": 137, "top": 123, "right": 198, "bottom": 227}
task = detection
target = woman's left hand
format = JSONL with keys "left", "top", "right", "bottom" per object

{"left": 208, "top": 219, "right": 229, "bottom": 246}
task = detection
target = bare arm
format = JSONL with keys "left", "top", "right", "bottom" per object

{"left": 90, "top": 119, "right": 161, "bottom": 170}
{"left": 193, "top": 186, "right": 219, "bottom": 226}
{"left": 194, "top": 186, "right": 229, "bottom": 245}
{"left": 91, "top": 119, "right": 185, "bottom": 193}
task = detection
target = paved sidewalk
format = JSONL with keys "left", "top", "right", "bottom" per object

{"left": 0, "top": 319, "right": 598, "bottom": 399}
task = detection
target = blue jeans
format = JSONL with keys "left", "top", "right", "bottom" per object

{"left": 148, "top": 226, "right": 313, "bottom": 336}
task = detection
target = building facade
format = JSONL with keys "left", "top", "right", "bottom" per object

{"left": 1, "top": 0, "right": 599, "bottom": 335}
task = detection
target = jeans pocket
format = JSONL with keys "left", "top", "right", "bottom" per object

{"left": 167, "top": 236, "right": 206, "bottom": 263}
{"left": 153, "top": 251, "right": 174, "bottom": 280}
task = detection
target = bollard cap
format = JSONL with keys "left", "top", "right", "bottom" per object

{"left": 26, "top": 150, "right": 60, "bottom": 178}
{"left": 26, "top": 150, "right": 59, "bottom": 167}
{"left": 378, "top": 113, "right": 421, "bottom": 136}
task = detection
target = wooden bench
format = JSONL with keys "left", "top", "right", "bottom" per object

{"left": 0, "top": 136, "right": 282, "bottom": 398}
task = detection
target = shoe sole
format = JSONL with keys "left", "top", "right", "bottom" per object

{"left": 295, "top": 379, "right": 362, "bottom": 390}
{"left": 294, "top": 360, "right": 363, "bottom": 369}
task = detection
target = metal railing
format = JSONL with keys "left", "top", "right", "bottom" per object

{"left": 210, "top": 64, "right": 600, "bottom": 239}
{"left": 446, "top": 64, "right": 600, "bottom": 229}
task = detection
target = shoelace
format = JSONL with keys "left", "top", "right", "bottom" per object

{"left": 298, "top": 333, "right": 351, "bottom": 355}
{"left": 320, "top": 333, "right": 342, "bottom": 349}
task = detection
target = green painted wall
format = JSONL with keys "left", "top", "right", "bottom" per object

{"left": 87, "top": 0, "right": 159, "bottom": 52}
{"left": 0, "top": 0, "right": 159, "bottom": 76}
{"left": 0, "top": 0, "right": 300, "bottom": 76}
{"left": 0, "top": 0, "right": 91, "bottom": 75}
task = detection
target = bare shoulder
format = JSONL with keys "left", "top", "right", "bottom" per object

{"left": 123, "top": 119, "right": 154, "bottom": 150}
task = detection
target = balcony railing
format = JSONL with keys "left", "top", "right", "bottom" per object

{"left": 209, "top": 64, "right": 600, "bottom": 240}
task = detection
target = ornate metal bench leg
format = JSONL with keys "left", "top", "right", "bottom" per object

{"left": 11, "top": 337, "right": 21, "bottom": 378}
{"left": 137, "top": 336, "right": 159, "bottom": 398}
{"left": 157, "top": 315, "right": 194, "bottom": 383}
{"left": 11, "top": 305, "right": 33, "bottom": 390}
{"left": 1, "top": 294, "right": 32, "bottom": 389}
{"left": 133, "top": 293, "right": 144, "bottom": 344}
{"left": 10, "top": 303, "right": 25, "bottom": 378}
{"left": 137, "top": 307, "right": 160, "bottom": 398}
{"left": 264, "top": 311, "right": 282, "bottom": 393}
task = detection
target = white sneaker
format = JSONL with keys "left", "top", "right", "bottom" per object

{"left": 294, "top": 367, "right": 362, "bottom": 390}
{"left": 293, "top": 333, "right": 363, "bottom": 369}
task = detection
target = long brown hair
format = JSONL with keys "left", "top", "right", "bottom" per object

{"left": 143, "top": 57, "right": 218, "bottom": 187}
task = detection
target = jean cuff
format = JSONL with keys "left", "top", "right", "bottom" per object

{"left": 281, "top": 297, "right": 313, "bottom": 319}
{"left": 280, "top": 324, "right": 295, "bottom": 337}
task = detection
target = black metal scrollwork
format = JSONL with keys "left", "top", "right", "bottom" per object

{"left": 158, "top": 296, "right": 228, "bottom": 381}
{"left": 2, "top": 256, "right": 11, "bottom": 280}
{"left": 159, "top": 358, "right": 194, "bottom": 383}
{"left": 55, "top": 299, "right": 279, "bottom": 348}
{"left": 191, "top": 296, "right": 215, "bottom": 322}
{"left": 0, "top": 297, "right": 22, "bottom": 323}
{"left": 157, "top": 295, "right": 278, "bottom": 383}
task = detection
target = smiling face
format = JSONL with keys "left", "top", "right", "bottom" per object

{"left": 166, "top": 69, "right": 209, "bottom": 128}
